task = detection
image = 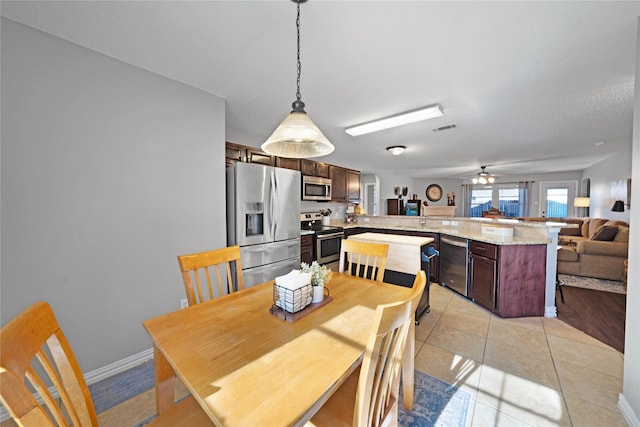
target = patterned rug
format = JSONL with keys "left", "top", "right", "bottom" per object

{"left": 132, "top": 369, "right": 473, "bottom": 427}
{"left": 398, "top": 370, "right": 473, "bottom": 427}
{"left": 558, "top": 274, "right": 626, "bottom": 294}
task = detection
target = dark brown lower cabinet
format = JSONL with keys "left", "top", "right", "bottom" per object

{"left": 469, "top": 241, "right": 547, "bottom": 317}
{"left": 469, "top": 251, "right": 497, "bottom": 310}
{"left": 301, "top": 234, "right": 313, "bottom": 265}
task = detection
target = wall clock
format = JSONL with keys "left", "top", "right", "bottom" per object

{"left": 426, "top": 184, "right": 443, "bottom": 202}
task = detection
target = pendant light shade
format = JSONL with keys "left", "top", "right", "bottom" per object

{"left": 262, "top": 111, "right": 334, "bottom": 158}
{"left": 261, "top": 0, "right": 334, "bottom": 159}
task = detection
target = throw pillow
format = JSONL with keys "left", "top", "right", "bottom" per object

{"left": 590, "top": 225, "right": 619, "bottom": 241}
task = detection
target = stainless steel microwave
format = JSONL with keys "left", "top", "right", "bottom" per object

{"left": 302, "top": 175, "right": 331, "bottom": 201}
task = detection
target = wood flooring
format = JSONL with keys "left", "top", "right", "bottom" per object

{"left": 556, "top": 284, "right": 626, "bottom": 353}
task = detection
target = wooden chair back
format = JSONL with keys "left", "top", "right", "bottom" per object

{"left": 308, "top": 271, "right": 427, "bottom": 427}
{"left": 0, "top": 301, "right": 99, "bottom": 426}
{"left": 177, "top": 245, "right": 244, "bottom": 306}
{"left": 0, "top": 302, "right": 214, "bottom": 426}
{"left": 339, "top": 239, "right": 389, "bottom": 282}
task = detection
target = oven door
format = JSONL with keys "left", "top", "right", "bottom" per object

{"left": 316, "top": 232, "right": 343, "bottom": 264}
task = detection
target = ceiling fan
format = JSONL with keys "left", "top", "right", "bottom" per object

{"left": 472, "top": 166, "right": 496, "bottom": 184}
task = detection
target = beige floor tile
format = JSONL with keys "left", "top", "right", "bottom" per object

{"left": 541, "top": 317, "right": 612, "bottom": 350}
{"left": 426, "top": 322, "right": 487, "bottom": 362}
{"left": 429, "top": 284, "right": 454, "bottom": 310}
{"left": 483, "top": 338, "right": 561, "bottom": 390}
{"left": 415, "top": 342, "right": 482, "bottom": 395}
{"left": 488, "top": 316, "right": 549, "bottom": 355}
{"left": 477, "top": 364, "right": 571, "bottom": 427}
{"left": 490, "top": 314, "right": 544, "bottom": 333}
{"left": 547, "top": 335, "right": 624, "bottom": 378}
{"left": 472, "top": 401, "right": 533, "bottom": 427}
{"left": 415, "top": 307, "right": 443, "bottom": 341}
{"left": 438, "top": 308, "right": 490, "bottom": 338}
{"left": 554, "top": 358, "right": 623, "bottom": 411}
{"left": 564, "top": 394, "right": 628, "bottom": 427}
{"left": 447, "top": 293, "right": 492, "bottom": 318}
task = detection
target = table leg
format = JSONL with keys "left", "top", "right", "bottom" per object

{"left": 153, "top": 344, "right": 175, "bottom": 414}
{"left": 402, "top": 320, "right": 415, "bottom": 410}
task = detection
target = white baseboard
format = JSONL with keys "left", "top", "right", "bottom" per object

{"left": 1, "top": 347, "right": 153, "bottom": 422}
{"left": 619, "top": 393, "right": 640, "bottom": 427}
{"left": 545, "top": 306, "right": 558, "bottom": 317}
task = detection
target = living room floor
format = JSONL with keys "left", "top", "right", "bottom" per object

{"left": 3, "top": 285, "right": 625, "bottom": 427}
{"left": 94, "top": 285, "right": 626, "bottom": 426}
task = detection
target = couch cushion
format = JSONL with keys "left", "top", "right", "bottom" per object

{"left": 558, "top": 247, "right": 579, "bottom": 262}
{"left": 614, "top": 226, "right": 629, "bottom": 243}
{"left": 590, "top": 225, "right": 619, "bottom": 241}
{"left": 603, "top": 220, "right": 629, "bottom": 228}
{"left": 588, "top": 219, "right": 608, "bottom": 237}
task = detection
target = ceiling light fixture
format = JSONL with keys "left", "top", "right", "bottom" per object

{"left": 261, "top": 0, "right": 334, "bottom": 159}
{"left": 386, "top": 145, "right": 406, "bottom": 155}
{"left": 345, "top": 104, "right": 443, "bottom": 137}
{"left": 472, "top": 166, "right": 496, "bottom": 184}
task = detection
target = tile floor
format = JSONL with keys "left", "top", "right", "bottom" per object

{"left": 3, "top": 284, "right": 627, "bottom": 427}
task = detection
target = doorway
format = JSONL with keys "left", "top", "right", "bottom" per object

{"left": 539, "top": 181, "right": 577, "bottom": 218}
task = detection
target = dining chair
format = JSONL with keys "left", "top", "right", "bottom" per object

{"left": 0, "top": 301, "right": 213, "bottom": 426}
{"left": 177, "top": 245, "right": 244, "bottom": 306}
{"left": 308, "top": 271, "right": 427, "bottom": 427}
{"left": 339, "top": 239, "right": 389, "bottom": 282}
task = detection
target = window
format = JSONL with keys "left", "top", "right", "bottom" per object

{"left": 469, "top": 187, "right": 492, "bottom": 217}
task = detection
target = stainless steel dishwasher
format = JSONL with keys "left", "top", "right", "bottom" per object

{"left": 440, "top": 235, "right": 469, "bottom": 297}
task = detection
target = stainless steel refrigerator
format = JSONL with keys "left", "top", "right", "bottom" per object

{"left": 227, "top": 162, "right": 301, "bottom": 288}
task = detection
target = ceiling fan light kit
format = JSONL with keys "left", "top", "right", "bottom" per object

{"left": 345, "top": 104, "right": 443, "bottom": 137}
{"left": 472, "top": 166, "right": 496, "bottom": 184}
{"left": 261, "top": 0, "right": 334, "bottom": 159}
{"left": 386, "top": 145, "right": 406, "bottom": 155}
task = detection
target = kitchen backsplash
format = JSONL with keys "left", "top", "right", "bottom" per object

{"left": 301, "top": 201, "right": 349, "bottom": 219}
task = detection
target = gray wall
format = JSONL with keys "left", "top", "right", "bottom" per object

{"left": 583, "top": 149, "right": 632, "bottom": 223}
{"left": 1, "top": 18, "right": 227, "bottom": 371}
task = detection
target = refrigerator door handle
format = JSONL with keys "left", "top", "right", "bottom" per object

{"left": 273, "top": 172, "right": 278, "bottom": 237}
{"left": 270, "top": 170, "right": 276, "bottom": 238}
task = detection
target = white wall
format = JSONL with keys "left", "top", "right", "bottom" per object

{"left": 1, "top": 19, "right": 227, "bottom": 371}
{"left": 620, "top": 18, "right": 640, "bottom": 426}
{"left": 583, "top": 150, "right": 633, "bottom": 223}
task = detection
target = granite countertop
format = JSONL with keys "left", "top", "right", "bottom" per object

{"left": 340, "top": 220, "right": 551, "bottom": 246}
{"left": 348, "top": 232, "right": 434, "bottom": 247}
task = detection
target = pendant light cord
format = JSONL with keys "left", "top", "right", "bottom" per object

{"left": 296, "top": 1, "right": 302, "bottom": 103}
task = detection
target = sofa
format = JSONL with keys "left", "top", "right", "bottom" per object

{"left": 555, "top": 218, "right": 629, "bottom": 281}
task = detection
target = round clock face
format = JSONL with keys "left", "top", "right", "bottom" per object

{"left": 426, "top": 184, "right": 443, "bottom": 202}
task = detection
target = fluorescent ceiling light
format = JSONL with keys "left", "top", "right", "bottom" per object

{"left": 345, "top": 104, "right": 443, "bottom": 137}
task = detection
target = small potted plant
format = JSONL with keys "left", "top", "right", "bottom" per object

{"left": 300, "top": 261, "right": 332, "bottom": 303}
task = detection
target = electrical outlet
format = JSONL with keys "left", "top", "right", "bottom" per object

{"left": 179, "top": 298, "right": 189, "bottom": 309}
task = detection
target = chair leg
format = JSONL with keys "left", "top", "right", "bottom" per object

{"left": 556, "top": 280, "right": 565, "bottom": 304}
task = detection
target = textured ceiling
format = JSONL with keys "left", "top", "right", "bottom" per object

{"left": 2, "top": 1, "right": 638, "bottom": 178}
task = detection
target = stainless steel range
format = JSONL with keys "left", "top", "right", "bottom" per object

{"left": 300, "top": 212, "right": 344, "bottom": 265}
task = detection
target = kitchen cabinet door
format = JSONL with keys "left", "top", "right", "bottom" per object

{"left": 225, "top": 142, "right": 246, "bottom": 166}
{"left": 301, "top": 234, "right": 314, "bottom": 265}
{"left": 330, "top": 166, "right": 347, "bottom": 202}
{"left": 275, "top": 157, "right": 301, "bottom": 171}
{"left": 469, "top": 254, "right": 497, "bottom": 311}
{"left": 246, "top": 148, "right": 274, "bottom": 166}
{"left": 301, "top": 160, "right": 330, "bottom": 178}
{"left": 347, "top": 170, "right": 361, "bottom": 202}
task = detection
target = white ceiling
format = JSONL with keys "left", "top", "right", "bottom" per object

{"left": 2, "top": 1, "right": 639, "bottom": 178}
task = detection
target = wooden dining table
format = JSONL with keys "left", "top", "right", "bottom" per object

{"left": 143, "top": 272, "right": 416, "bottom": 426}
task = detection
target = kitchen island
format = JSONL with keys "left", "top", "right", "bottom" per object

{"left": 347, "top": 232, "right": 435, "bottom": 322}
{"left": 337, "top": 215, "right": 564, "bottom": 318}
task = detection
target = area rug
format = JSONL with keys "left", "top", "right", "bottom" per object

{"left": 133, "top": 369, "right": 473, "bottom": 427}
{"left": 398, "top": 370, "right": 473, "bottom": 427}
{"left": 558, "top": 274, "right": 626, "bottom": 294}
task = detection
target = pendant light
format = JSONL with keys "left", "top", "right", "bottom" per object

{"left": 261, "top": 0, "right": 334, "bottom": 159}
